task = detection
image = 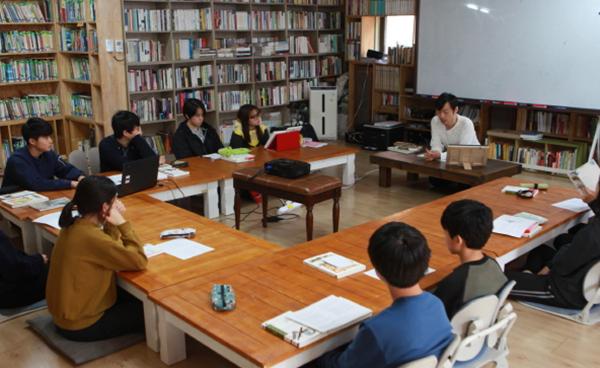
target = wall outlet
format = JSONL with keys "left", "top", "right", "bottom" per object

{"left": 105, "top": 39, "right": 114, "bottom": 53}
{"left": 114, "top": 40, "right": 124, "bottom": 53}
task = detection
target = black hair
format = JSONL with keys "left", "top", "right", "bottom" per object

{"left": 22, "top": 117, "right": 53, "bottom": 143}
{"left": 441, "top": 199, "right": 493, "bottom": 250}
{"left": 435, "top": 92, "right": 460, "bottom": 111}
{"left": 59, "top": 176, "right": 118, "bottom": 228}
{"left": 368, "top": 222, "right": 431, "bottom": 288}
{"left": 237, "top": 104, "right": 264, "bottom": 145}
{"left": 182, "top": 98, "right": 207, "bottom": 120}
{"left": 111, "top": 111, "right": 141, "bottom": 139}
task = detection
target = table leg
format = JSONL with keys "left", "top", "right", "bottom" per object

{"left": 306, "top": 204, "right": 314, "bottom": 241}
{"left": 379, "top": 166, "right": 392, "bottom": 187}
{"left": 342, "top": 154, "right": 356, "bottom": 186}
{"left": 205, "top": 182, "right": 219, "bottom": 219}
{"left": 333, "top": 192, "right": 340, "bottom": 233}
{"left": 234, "top": 189, "right": 241, "bottom": 230}
{"left": 407, "top": 172, "right": 419, "bottom": 182}
{"left": 219, "top": 179, "right": 235, "bottom": 216}
{"left": 157, "top": 306, "right": 187, "bottom": 365}
{"left": 261, "top": 194, "right": 268, "bottom": 228}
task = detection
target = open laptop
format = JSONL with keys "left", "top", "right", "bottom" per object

{"left": 115, "top": 155, "right": 160, "bottom": 197}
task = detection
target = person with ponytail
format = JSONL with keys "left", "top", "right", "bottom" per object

{"left": 46, "top": 176, "right": 147, "bottom": 341}
{"left": 230, "top": 104, "right": 270, "bottom": 148}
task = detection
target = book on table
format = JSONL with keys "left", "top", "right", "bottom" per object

{"left": 303, "top": 252, "right": 366, "bottom": 279}
{"left": 0, "top": 191, "right": 49, "bottom": 208}
{"left": 262, "top": 295, "right": 372, "bottom": 348}
{"left": 493, "top": 214, "right": 543, "bottom": 238}
{"left": 29, "top": 197, "right": 70, "bottom": 211}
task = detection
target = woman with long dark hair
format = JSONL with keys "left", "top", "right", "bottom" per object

{"left": 230, "top": 104, "right": 270, "bottom": 148}
{"left": 46, "top": 176, "right": 147, "bottom": 341}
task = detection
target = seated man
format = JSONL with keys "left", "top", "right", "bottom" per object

{"left": 424, "top": 92, "right": 480, "bottom": 162}
{"left": 434, "top": 199, "right": 508, "bottom": 318}
{"left": 99, "top": 111, "right": 158, "bottom": 172}
{"left": 0, "top": 230, "right": 48, "bottom": 309}
{"left": 507, "top": 182, "right": 600, "bottom": 308}
{"left": 2, "top": 118, "right": 84, "bottom": 191}
{"left": 314, "top": 222, "right": 453, "bottom": 368}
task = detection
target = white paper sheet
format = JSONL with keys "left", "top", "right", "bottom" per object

{"left": 552, "top": 198, "right": 592, "bottom": 213}
{"left": 202, "top": 153, "right": 222, "bottom": 160}
{"left": 32, "top": 210, "right": 78, "bottom": 230}
{"left": 322, "top": 254, "right": 355, "bottom": 269}
{"left": 288, "top": 295, "right": 371, "bottom": 333}
{"left": 364, "top": 267, "right": 435, "bottom": 280}
{"left": 154, "top": 238, "right": 214, "bottom": 260}
{"left": 143, "top": 244, "right": 168, "bottom": 258}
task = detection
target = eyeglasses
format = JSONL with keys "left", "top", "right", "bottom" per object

{"left": 249, "top": 114, "right": 261, "bottom": 119}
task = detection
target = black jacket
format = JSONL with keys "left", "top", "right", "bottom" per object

{"left": 549, "top": 197, "right": 600, "bottom": 308}
{"left": 172, "top": 121, "right": 223, "bottom": 159}
{"left": 0, "top": 230, "right": 44, "bottom": 295}
{"left": 99, "top": 134, "right": 157, "bottom": 172}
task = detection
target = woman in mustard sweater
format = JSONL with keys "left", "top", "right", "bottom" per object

{"left": 46, "top": 176, "right": 147, "bottom": 341}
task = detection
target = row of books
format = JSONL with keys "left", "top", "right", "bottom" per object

{"left": 255, "top": 60, "right": 286, "bottom": 82}
{"left": 124, "top": 9, "right": 171, "bottom": 32}
{"left": 288, "top": 11, "right": 316, "bottom": 29}
{"left": 346, "top": 21, "right": 361, "bottom": 40}
{"left": 0, "top": 30, "right": 54, "bottom": 54}
{"left": 289, "top": 80, "right": 312, "bottom": 101}
{"left": 318, "top": 34, "right": 340, "bottom": 53}
{"left": 127, "top": 67, "right": 174, "bottom": 92}
{"left": 88, "top": 29, "right": 97, "bottom": 52}
{"left": 373, "top": 65, "right": 400, "bottom": 91}
{"left": 347, "top": 0, "right": 416, "bottom": 16}
{"left": 253, "top": 39, "right": 289, "bottom": 56}
{"left": 175, "top": 38, "right": 211, "bottom": 60}
{"left": 289, "top": 35, "right": 314, "bottom": 54}
{"left": 175, "top": 64, "right": 213, "bottom": 89}
{"left": 144, "top": 135, "right": 168, "bottom": 156}
{"left": 70, "top": 93, "right": 92, "bottom": 118}
{"left": 2, "top": 137, "right": 26, "bottom": 164}
{"left": 387, "top": 45, "right": 413, "bottom": 65}
{"left": 0, "top": 58, "right": 57, "bottom": 83}
{"left": 0, "top": 94, "right": 60, "bottom": 122}
{"left": 130, "top": 96, "right": 173, "bottom": 122}
{"left": 217, "top": 63, "right": 252, "bottom": 84}
{"left": 0, "top": 1, "right": 50, "bottom": 23}
{"left": 319, "top": 56, "right": 341, "bottom": 77}
{"left": 346, "top": 42, "right": 360, "bottom": 61}
{"left": 215, "top": 10, "right": 249, "bottom": 31}
{"left": 318, "top": 12, "right": 341, "bottom": 29}
{"left": 251, "top": 10, "right": 285, "bottom": 31}
{"left": 381, "top": 92, "right": 399, "bottom": 107}
{"left": 126, "top": 39, "right": 165, "bottom": 63}
{"left": 525, "top": 111, "right": 570, "bottom": 136}
{"left": 60, "top": 27, "right": 88, "bottom": 52}
{"left": 218, "top": 90, "right": 253, "bottom": 112}
{"left": 257, "top": 86, "right": 286, "bottom": 107}
{"left": 290, "top": 59, "right": 317, "bottom": 79}
{"left": 173, "top": 8, "right": 213, "bottom": 31}
{"left": 488, "top": 143, "right": 580, "bottom": 171}
{"left": 59, "top": 0, "right": 85, "bottom": 22}
{"left": 576, "top": 116, "right": 598, "bottom": 139}
{"left": 70, "top": 57, "right": 89, "bottom": 80}
{"left": 176, "top": 90, "right": 214, "bottom": 113}
{"left": 458, "top": 105, "right": 480, "bottom": 124}
{"left": 215, "top": 37, "right": 247, "bottom": 50}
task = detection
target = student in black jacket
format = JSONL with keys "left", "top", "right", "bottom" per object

{"left": 98, "top": 111, "right": 158, "bottom": 172}
{"left": 2, "top": 117, "right": 84, "bottom": 191}
{"left": 172, "top": 99, "right": 223, "bottom": 159}
{"left": 0, "top": 230, "right": 48, "bottom": 308}
{"left": 507, "top": 181, "right": 600, "bottom": 308}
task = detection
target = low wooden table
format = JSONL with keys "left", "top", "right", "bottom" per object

{"left": 370, "top": 151, "right": 522, "bottom": 187}
{"left": 233, "top": 167, "right": 342, "bottom": 241}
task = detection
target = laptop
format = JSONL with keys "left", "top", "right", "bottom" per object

{"left": 116, "top": 155, "right": 160, "bottom": 197}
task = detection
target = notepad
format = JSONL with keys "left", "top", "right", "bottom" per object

{"left": 145, "top": 238, "right": 214, "bottom": 260}
{"left": 493, "top": 215, "right": 539, "bottom": 238}
{"left": 303, "top": 252, "right": 366, "bottom": 279}
{"left": 364, "top": 267, "right": 435, "bottom": 280}
{"left": 552, "top": 198, "right": 591, "bottom": 213}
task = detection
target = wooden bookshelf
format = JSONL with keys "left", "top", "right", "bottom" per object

{"left": 120, "top": 0, "right": 344, "bottom": 143}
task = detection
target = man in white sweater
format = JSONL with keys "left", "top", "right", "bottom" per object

{"left": 424, "top": 92, "right": 480, "bottom": 161}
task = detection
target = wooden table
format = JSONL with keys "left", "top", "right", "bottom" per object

{"left": 35, "top": 193, "right": 281, "bottom": 352}
{"left": 149, "top": 177, "right": 590, "bottom": 367}
{"left": 370, "top": 151, "right": 522, "bottom": 187}
{"left": 233, "top": 168, "right": 342, "bottom": 241}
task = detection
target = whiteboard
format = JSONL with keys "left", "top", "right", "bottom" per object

{"left": 417, "top": 0, "right": 600, "bottom": 110}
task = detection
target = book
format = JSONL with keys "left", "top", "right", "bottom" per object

{"left": 492, "top": 214, "right": 540, "bottom": 238}
{"left": 0, "top": 191, "right": 49, "bottom": 208}
{"left": 568, "top": 160, "right": 600, "bottom": 194}
{"left": 303, "top": 252, "right": 366, "bottom": 279}
{"left": 262, "top": 295, "right": 372, "bottom": 348}
{"left": 29, "top": 197, "right": 70, "bottom": 211}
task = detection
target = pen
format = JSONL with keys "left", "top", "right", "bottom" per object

{"left": 297, "top": 327, "right": 304, "bottom": 341}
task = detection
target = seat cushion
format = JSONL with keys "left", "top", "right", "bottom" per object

{"left": 233, "top": 167, "right": 341, "bottom": 195}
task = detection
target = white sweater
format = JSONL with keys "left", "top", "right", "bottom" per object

{"left": 430, "top": 115, "right": 480, "bottom": 160}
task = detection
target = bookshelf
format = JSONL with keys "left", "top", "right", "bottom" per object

{"left": 121, "top": 0, "right": 345, "bottom": 144}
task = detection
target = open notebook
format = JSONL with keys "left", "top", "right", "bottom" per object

{"left": 262, "top": 295, "right": 372, "bottom": 348}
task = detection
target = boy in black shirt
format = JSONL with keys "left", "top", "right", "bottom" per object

{"left": 434, "top": 199, "right": 508, "bottom": 318}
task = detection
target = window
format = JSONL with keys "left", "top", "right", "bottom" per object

{"left": 384, "top": 16, "right": 415, "bottom": 50}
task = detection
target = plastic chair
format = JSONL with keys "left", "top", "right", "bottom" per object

{"left": 68, "top": 149, "right": 88, "bottom": 174}
{"left": 87, "top": 147, "right": 100, "bottom": 174}
{"left": 520, "top": 260, "right": 600, "bottom": 325}
{"left": 398, "top": 356, "right": 438, "bottom": 368}
{"left": 450, "top": 295, "right": 498, "bottom": 361}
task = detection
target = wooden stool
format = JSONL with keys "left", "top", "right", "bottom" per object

{"left": 233, "top": 167, "right": 342, "bottom": 241}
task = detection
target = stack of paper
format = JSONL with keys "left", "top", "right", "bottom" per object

{"left": 262, "top": 295, "right": 372, "bottom": 348}
{"left": 0, "top": 191, "right": 49, "bottom": 208}
{"left": 158, "top": 165, "right": 189, "bottom": 179}
{"left": 493, "top": 215, "right": 541, "bottom": 238}
{"left": 304, "top": 252, "right": 366, "bottom": 279}
{"left": 552, "top": 198, "right": 591, "bottom": 213}
{"left": 143, "top": 238, "right": 214, "bottom": 260}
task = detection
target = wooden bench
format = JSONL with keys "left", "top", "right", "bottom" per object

{"left": 233, "top": 167, "right": 342, "bottom": 241}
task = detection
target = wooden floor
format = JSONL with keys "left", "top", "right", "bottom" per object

{"left": 2, "top": 147, "right": 599, "bottom": 367}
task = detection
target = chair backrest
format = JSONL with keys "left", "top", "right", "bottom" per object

{"left": 398, "top": 356, "right": 438, "bottom": 368}
{"left": 488, "top": 280, "right": 516, "bottom": 347}
{"left": 583, "top": 260, "right": 600, "bottom": 303}
{"left": 87, "top": 147, "right": 100, "bottom": 174}
{"left": 436, "top": 334, "right": 460, "bottom": 368}
{"left": 68, "top": 149, "right": 88, "bottom": 174}
{"left": 450, "top": 294, "right": 498, "bottom": 361}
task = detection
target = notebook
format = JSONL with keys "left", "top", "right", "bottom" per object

{"left": 493, "top": 215, "right": 541, "bottom": 238}
{"left": 303, "top": 252, "right": 366, "bottom": 279}
{"left": 568, "top": 160, "right": 600, "bottom": 194}
{"left": 29, "top": 197, "right": 70, "bottom": 211}
{"left": 0, "top": 191, "right": 49, "bottom": 208}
